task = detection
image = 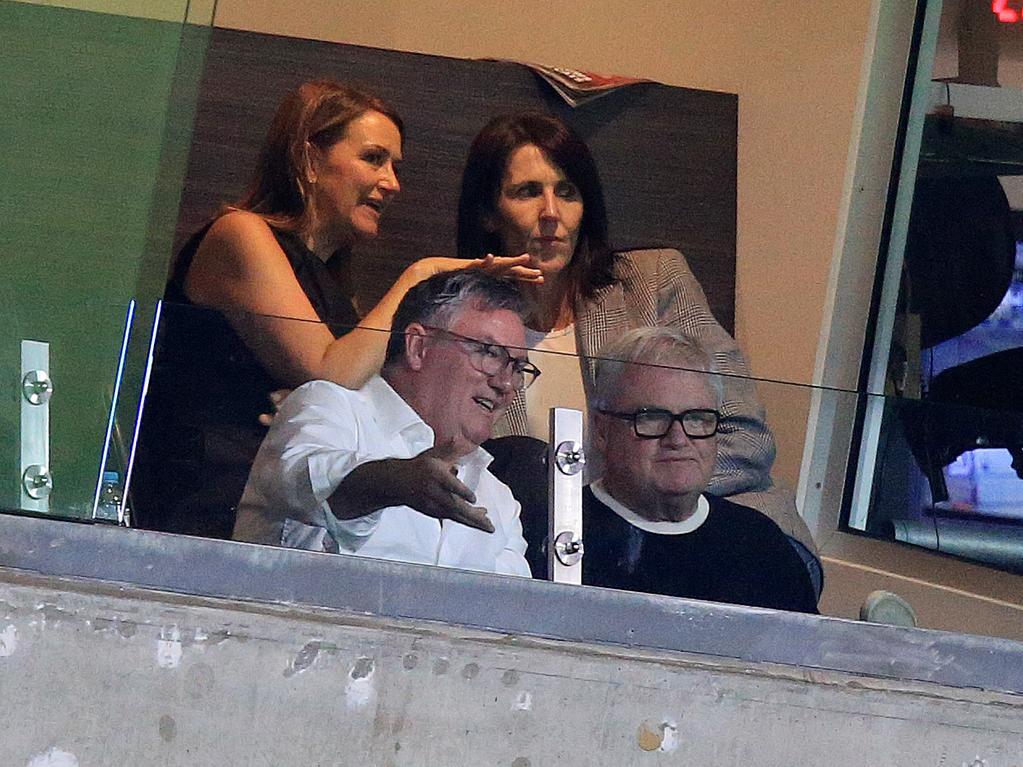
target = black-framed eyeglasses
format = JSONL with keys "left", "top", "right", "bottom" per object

{"left": 597, "top": 407, "right": 720, "bottom": 439}
{"left": 423, "top": 326, "right": 541, "bottom": 391}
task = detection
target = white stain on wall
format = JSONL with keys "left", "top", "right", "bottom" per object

{"left": 0, "top": 625, "right": 17, "bottom": 657}
{"left": 157, "top": 626, "right": 182, "bottom": 669}
{"left": 513, "top": 690, "right": 532, "bottom": 711}
{"left": 26, "top": 747, "right": 79, "bottom": 767}
{"left": 344, "top": 659, "right": 376, "bottom": 710}
{"left": 658, "top": 721, "right": 679, "bottom": 753}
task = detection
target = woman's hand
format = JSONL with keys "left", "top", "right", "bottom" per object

{"left": 406, "top": 254, "right": 542, "bottom": 285}
{"left": 472, "top": 253, "right": 544, "bottom": 283}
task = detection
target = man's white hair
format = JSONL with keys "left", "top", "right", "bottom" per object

{"left": 591, "top": 326, "right": 724, "bottom": 410}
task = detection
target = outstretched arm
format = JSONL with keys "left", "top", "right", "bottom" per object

{"left": 185, "top": 210, "right": 541, "bottom": 390}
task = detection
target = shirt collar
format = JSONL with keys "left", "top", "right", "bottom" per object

{"left": 590, "top": 480, "right": 709, "bottom": 535}
{"left": 364, "top": 375, "right": 430, "bottom": 437}
{"left": 365, "top": 375, "right": 494, "bottom": 477}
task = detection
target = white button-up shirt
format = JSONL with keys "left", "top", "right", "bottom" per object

{"left": 233, "top": 377, "right": 530, "bottom": 577}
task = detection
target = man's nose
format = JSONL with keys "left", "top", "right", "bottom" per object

{"left": 661, "top": 418, "right": 691, "bottom": 447}
{"left": 487, "top": 362, "right": 517, "bottom": 396}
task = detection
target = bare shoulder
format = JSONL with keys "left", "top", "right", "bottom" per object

{"left": 201, "top": 210, "right": 281, "bottom": 263}
{"left": 186, "top": 211, "right": 294, "bottom": 305}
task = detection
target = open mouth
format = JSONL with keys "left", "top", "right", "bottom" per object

{"left": 473, "top": 396, "right": 497, "bottom": 413}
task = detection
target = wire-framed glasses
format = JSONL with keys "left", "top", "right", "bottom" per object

{"left": 423, "top": 326, "right": 541, "bottom": 391}
{"left": 597, "top": 407, "right": 720, "bottom": 439}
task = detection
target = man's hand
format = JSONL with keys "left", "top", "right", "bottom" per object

{"left": 328, "top": 439, "right": 494, "bottom": 533}
{"left": 390, "top": 440, "right": 494, "bottom": 533}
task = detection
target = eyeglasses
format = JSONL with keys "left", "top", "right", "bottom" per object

{"left": 597, "top": 407, "right": 720, "bottom": 439}
{"left": 423, "top": 326, "right": 541, "bottom": 391}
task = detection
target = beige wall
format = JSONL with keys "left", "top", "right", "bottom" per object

{"left": 213, "top": 1, "right": 875, "bottom": 487}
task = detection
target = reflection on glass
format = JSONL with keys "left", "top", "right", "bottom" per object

{"left": 855, "top": 0, "right": 1023, "bottom": 577}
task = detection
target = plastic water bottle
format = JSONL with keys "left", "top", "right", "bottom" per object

{"left": 95, "top": 470, "right": 123, "bottom": 523}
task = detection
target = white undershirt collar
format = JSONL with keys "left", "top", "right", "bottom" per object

{"left": 590, "top": 480, "right": 709, "bottom": 535}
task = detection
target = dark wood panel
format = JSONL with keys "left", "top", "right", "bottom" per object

{"left": 176, "top": 28, "right": 737, "bottom": 331}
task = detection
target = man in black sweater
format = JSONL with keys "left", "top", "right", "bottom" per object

{"left": 584, "top": 327, "right": 818, "bottom": 614}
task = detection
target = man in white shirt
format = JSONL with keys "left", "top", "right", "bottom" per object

{"left": 233, "top": 270, "right": 540, "bottom": 577}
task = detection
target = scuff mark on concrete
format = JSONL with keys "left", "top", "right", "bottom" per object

{"left": 0, "top": 625, "right": 17, "bottom": 657}
{"left": 203, "top": 629, "right": 232, "bottom": 646}
{"left": 157, "top": 626, "right": 182, "bottom": 669}
{"left": 89, "top": 617, "right": 137, "bottom": 639}
{"left": 35, "top": 604, "right": 74, "bottom": 625}
{"left": 345, "top": 657, "right": 376, "bottom": 709}
{"left": 502, "top": 669, "right": 519, "bottom": 686}
{"left": 634, "top": 719, "right": 675, "bottom": 756}
{"left": 284, "top": 641, "right": 321, "bottom": 678}
{"left": 433, "top": 657, "right": 450, "bottom": 675}
{"left": 461, "top": 662, "right": 480, "bottom": 680}
{"left": 637, "top": 720, "right": 679, "bottom": 753}
{"left": 402, "top": 653, "right": 418, "bottom": 670}
{"left": 511, "top": 758, "right": 531, "bottom": 767}
{"left": 26, "top": 747, "right": 79, "bottom": 767}
{"left": 158, "top": 714, "right": 177, "bottom": 743}
{"left": 186, "top": 662, "right": 215, "bottom": 699}
{"left": 351, "top": 656, "right": 374, "bottom": 679}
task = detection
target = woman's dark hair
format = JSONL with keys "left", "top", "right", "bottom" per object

{"left": 231, "top": 79, "right": 404, "bottom": 233}
{"left": 456, "top": 112, "right": 616, "bottom": 300}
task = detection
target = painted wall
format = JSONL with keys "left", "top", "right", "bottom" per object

{"left": 212, "top": 0, "right": 877, "bottom": 487}
{"left": 2, "top": 571, "right": 1022, "bottom": 765}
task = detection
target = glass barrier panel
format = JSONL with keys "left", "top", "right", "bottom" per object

{"left": 5, "top": 292, "right": 1023, "bottom": 636}
{"left": 124, "top": 304, "right": 836, "bottom": 610}
{"left": 123, "top": 302, "right": 1023, "bottom": 585}
{"left": 0, "top": 1, "right": 214, "bottom": 517}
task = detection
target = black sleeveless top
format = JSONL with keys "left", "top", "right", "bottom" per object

{"left": 133, "top": 222, "right": 359, "bottom": 537}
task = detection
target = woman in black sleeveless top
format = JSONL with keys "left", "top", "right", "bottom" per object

{"left": 134, "top": 80, "right": 539, "bottom": 537}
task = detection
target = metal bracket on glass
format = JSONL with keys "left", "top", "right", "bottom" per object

{"left": 20, "top": 340, "right": 51, "bottom": 513}
{"left": 548, "top": 407, "right": 584, "bottom": 584}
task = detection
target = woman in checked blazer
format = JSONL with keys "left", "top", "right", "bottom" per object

{"left": 455, "top": 111, "right": 819, "bottom": 582}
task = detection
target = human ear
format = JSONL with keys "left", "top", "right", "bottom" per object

{"left": 404, "top": 323, "right": 428, "bottom": 371}
{"left": 302, "top": 140, "right": 319, "bottom": 186}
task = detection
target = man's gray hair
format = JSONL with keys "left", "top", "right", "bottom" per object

{"left": 384, "top": 270, "right": 525, "bottom": 365}
{"left": 591, "top": 327, "right": 724, "bottom": 410}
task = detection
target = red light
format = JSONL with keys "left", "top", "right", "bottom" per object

{"left": 994, "top": 0, "right": 1021, "bottom": 22}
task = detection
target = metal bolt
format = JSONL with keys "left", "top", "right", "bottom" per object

{"left": 553, "top": 530, "right": 584, "bottom": 566}
{"left": 554, "top": 440, "right": 586, "bottom": 476}
{"left": 22, "top": 465, "right": 53, "bottom": 499}
{"left": 22, "top": 370, "right": 53, "bottom": 405}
